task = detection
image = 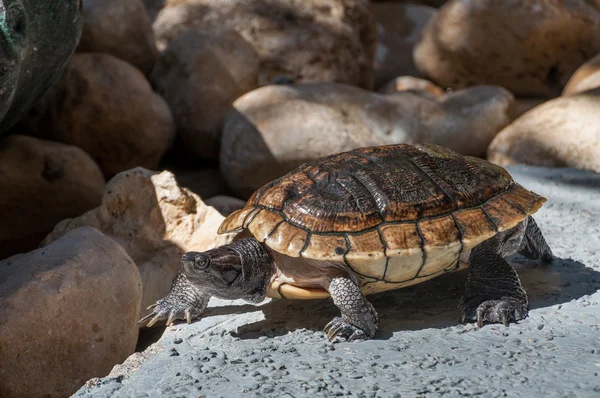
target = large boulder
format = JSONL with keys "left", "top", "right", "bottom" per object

{"left": 220, "top": 83, "right": 514, "bottom": 197}
{"left": 18, "top": 53, "right": 175, "bottom": 178}
{"left": 151, "top": 0, "right": 377, "bottom": 88}
{"left": 151, "top": 29, "right": 259, "bottom": 159}
{"left": 42, "top": 168, "right": 234, "bottom": 311}
{"left": 414, "top": 0, "right": 600, "bottom": 96}
{"left": 488, "top": 88, "right": 600, "bottom": 173}
{"left": 78, "top": 0, "right": 158, "bottom": 75}
{"left": 0, "top": 0, "right": 82, "bottom": 134}
{"left": 0, "top": 227, "right": 141, "bottom": 398}
{"left": 563, "top": 53, "right": 600, "bottom": 95}
{"left": 0, "top": 135, "right": 105, "bottom": 259}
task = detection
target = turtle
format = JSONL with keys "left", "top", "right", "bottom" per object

{"left": 140, "top": 143, "right": 553, "bottom": 341}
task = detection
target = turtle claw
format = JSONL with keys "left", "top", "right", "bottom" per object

{"left": 323, "top": 317, "right": 368, "bottom": 342}
{"left": 461, "top": 298, "right": 528, "bottom": 328}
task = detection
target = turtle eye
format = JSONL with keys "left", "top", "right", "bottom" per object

{"left": 194, "top": 254, "right": 211, "bottom": 269}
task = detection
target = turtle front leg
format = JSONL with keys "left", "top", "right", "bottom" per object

{"left": 459, "top": 224, "right": 529, "bottom": 328}
{"left": 139, "top": 271, "right": 210, "bottom": 327}
{"left": 324, "top": 277, "right": 379, "bottom": 342}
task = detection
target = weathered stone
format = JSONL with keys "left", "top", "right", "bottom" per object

{"left": 78, "top": 0, "right": 158, "bottom": 75}
{"left": 42, "top": 168, "right": 234, "bottom": 312}
{"left": 563, "top": 53, "right": 600, "bottom": 95}
{"left": 0, "top": 1, "right": 82, "bottom": 134}
{"left": 0, "top": 135, "right": 105, "bottom": 260}
{"left": 414, "top": 0, "right": 600, "bottom": 96}
{"left": 18, "top": 53, "right": 175, "bottom": 178}
{"left": 168, "top": 167, "right": 231, "bottom": 199}
{"left": 0, "top": 227, "right": 141, "bottom": 398}
{"left": 221, "top": 83, "right": 514, "bottom": 197}
{"left": 152, "top": 0, "right": 377, "bottom": 88}
{"left": 378, "top": 76, "right": 445, "bottom": 98}
{"left": 205, "top": 195, "right": 246, "bottom": 216}
{"left": 488, "top": 89, "right": 600, "bottom": 173}
{"left": 151, "top": 29, "right": 259, "bottom": 159}
{"left": 372, "top": 3, "right": 437, "bottom": 89}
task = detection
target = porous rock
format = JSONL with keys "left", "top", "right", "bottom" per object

{"left": 151, "top": 29, "right": 259, "bottom": 159}
{"left": 221, "top": 83, "right": 514, "bottom": 197}
{"left": 78, "top": 0, "right": 158, "bottom": 75}
{"left": 0, "top": 135, "right": 105, "bottom": 259}
{"left": 42, "top": 168, "right": 234, "bottom": 311}
{"left": 372, "top": 2, "right": 437, "bottom": 89}
{"left": 488, "top": 88, "right": 600, "bottom": 172}
{"left": 0, "top": 0, "right": 81, "bottom": 134}
{"left": 414, "top": 0, "right": 600, "bottom": 96}
{"left": 0, "top": 227, "right": 141, "bottom": 398}
{"left": 152, "top": 0, "right": 377, "bottom": 88}
{"left": 19, "top": 53, "right": 175, "bottom": 178}
{"left": 563, "top": 53, "right": 600, "bottom": 95}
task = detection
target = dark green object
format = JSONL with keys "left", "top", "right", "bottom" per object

{"left": 0, "top": 0, "right": 81, "bottom": 134}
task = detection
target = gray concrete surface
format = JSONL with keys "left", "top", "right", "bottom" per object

{"left": 75, "top": 166, "right": 600, "bottom": 398}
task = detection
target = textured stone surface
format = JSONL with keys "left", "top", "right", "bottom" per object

{"left": 42, "top": 168, "right": 234, "bottom": 312}
{"left": 0, "top": 0, "right": 82, "bottom": 134}
{"left": 78, "top": 0, "right": 158, "bottom": 75}
{"left": 221, "top": 83, "right": 514, "bottom": 197}
{"left": 151, "top": 28, "right": 259, "bottom": 159}
{"left": 73, "top": 166, "right": 600, "bottom": 397}
{"left": 414, "top": 0, "right": 600, "bottom": 96}
{"left": 488, "top": 89, "right": 600, "bottom": 173}
{"left": 152, "top": 0, "right": 377, "bottom": 88}
{"left": 0, "top": 135, "right": 105, "bottom": 259}
{"left": 563, "top": 53, "right": 600, "bottom": 95}
{"left": 19, "top": 53, "right": 175, "bottom": 178}
{"left": 0, "top": 227, "right": 141, "bottom": 398}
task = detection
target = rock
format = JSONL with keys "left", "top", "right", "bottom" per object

{"left": 563, "top": 53, "right": 600, "bottom": 95}
{"left": 152, "top": 0, "right": 377, "bottom": 89}
{"left": 0, "top": 135, "right": 105, "bottom": 260}
{"left": 221, "top": 83, "right": 514, "bottom": 197}
{"left": 18, "top": 53, "right": 175, "bottom": 178}
{"left": 488, "top": 89, "right": 600, "bottom": 172}
{"left": 151, "top": 29, "right": 259, "bottom": 159}
{"left": 0, "top": 0, "right": 82, "bottom": 135}
{"left": 0, "top": 227, "right": 141, "bottom": 398}
{"left": 78, "top": 0, "right": 158, "bottom": 75}
{"left": 512, "top": 98, "right": 548, "bottom": 119}
{"left": 42, "top": 168, "right": 234, "bottom": 312}
{"left": 414, "top": 0, "right": 600, "bottom": 96}
{"left": 205, "top": 195, "right": 246, "bottom": 216}
{"left": 378, "top": 76, "right": 445, "bottom": 98}
{"left": 167, "top": 167, "right": 231, "bottom": 199}
{"left": 372, "top": 3, "right": 437, "bottom": 89}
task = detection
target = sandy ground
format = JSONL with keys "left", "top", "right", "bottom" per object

{"left": 75, "top": 166, "right": 600, "bottom": 398}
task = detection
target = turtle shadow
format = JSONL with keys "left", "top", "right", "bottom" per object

{"left": 219, "top": 255, "right": 600, "bottom": 340}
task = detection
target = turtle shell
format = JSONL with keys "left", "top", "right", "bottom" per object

{"left": 219, "top": 144, "right": 546, "bottom": 295}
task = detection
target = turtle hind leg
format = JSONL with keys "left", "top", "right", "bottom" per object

{"left": 519, "top": 216, "right": 553, "bottom": 263}
{"left": 324, "top": 276, "right": 379, "bottom": 342}
{"left": 459, "top": 225, "right": 529, "bottom": 328}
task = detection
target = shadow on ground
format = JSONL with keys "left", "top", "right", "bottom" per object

{"left": 194, "top": 256, "right": 600, "bottom": 340}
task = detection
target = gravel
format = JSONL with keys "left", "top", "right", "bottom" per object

{"left": 75, "top": 166, "right": 600, "bottom": 398}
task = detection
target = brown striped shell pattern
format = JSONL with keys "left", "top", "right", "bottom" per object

{"left": 218, "top": 144, "right": 546, "bottom": 298}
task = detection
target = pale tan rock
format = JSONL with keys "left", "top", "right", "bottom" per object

{"left": 414, "top": 0, "right": 600, "bottom": 96}
{"left": 78, "top": 0, "right": 158, "bottom": 75}
{"left": 378, "top": 76, "right": 445, "bottom": 98}
{"left": 488, "top": 89, "right": 600, "bottom": 172}
{"left": 152, "top": 0, "right": 377, "bottom": 89}
{"left": 42, "top": 168, "right": 234, "bottom": 311}
{"left": 20, "top": 53, "right": 175, "bottom": 178}
{"left": 151, "top": 29, "right": 259, "bottom": 159}
{"left": 0, "top": 227, "right": 141, "bottom": 398}
{"left": 372, "top": 3, "right": 437, "bottom": 89}
{"left": 563, "top": 53, "right": 600, "bottom": 95}
{"left": 220, "top": 83, "right": 514, "bottom": 197}
{"left": 0, "top": 135, "right": 105, "bottom": 259}
{"left": 205, "top": 195, "right": 246, "bottom": 216}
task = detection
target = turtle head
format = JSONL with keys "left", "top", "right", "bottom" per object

{"left": 181, "top": 238, "right": 274, "bottom": 304}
